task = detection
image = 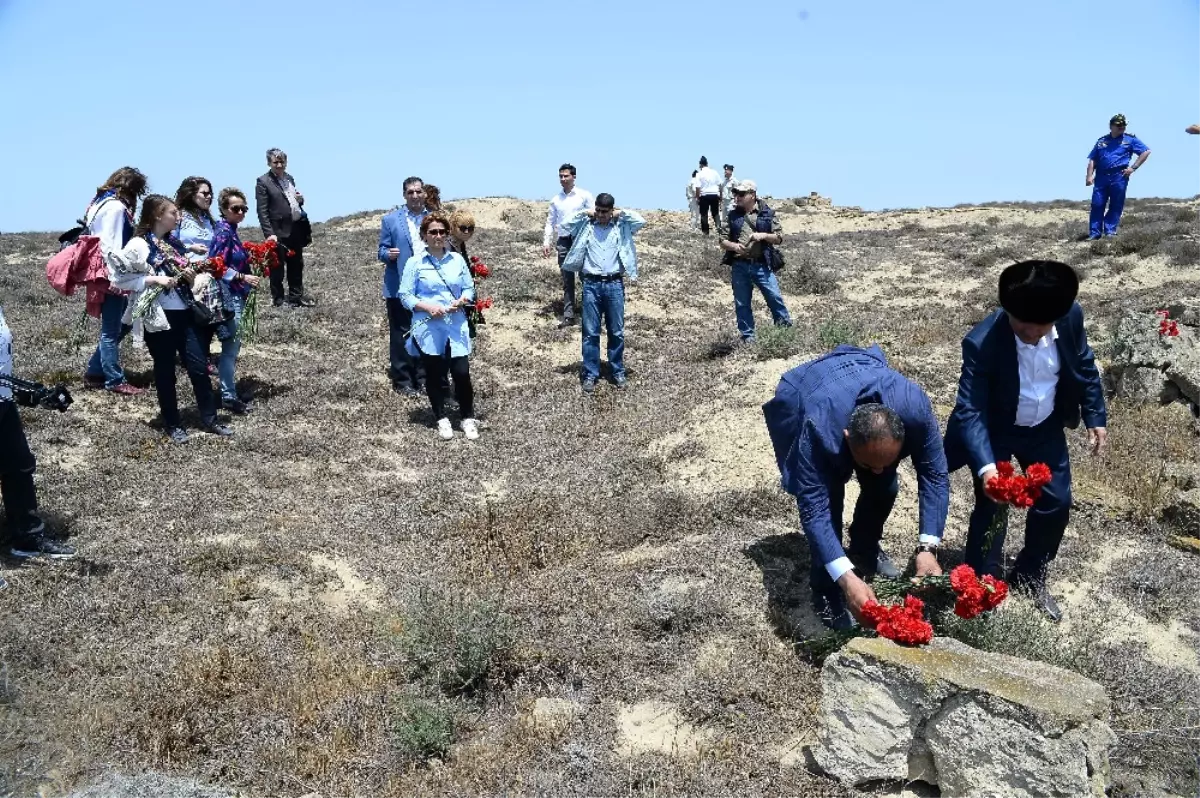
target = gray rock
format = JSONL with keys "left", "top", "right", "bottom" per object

{"left": 814, "top": 636, "right": 1114, "bottom": 798}
{"left": 1110, "top": 311, "right": 1200, "bottom": 407}
{"left": 1167, "top": 299, "right": 1200, "bottom": 327}
{"left": 1163, "top": 488, "right": 1200, "bottom": 536}
{"left": 66, "top": 773, "right": 238, "bottom": 798}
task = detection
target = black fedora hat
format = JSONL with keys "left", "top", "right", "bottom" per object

{"left": 998, "top": 260, "right": 1079, "bottom": 324}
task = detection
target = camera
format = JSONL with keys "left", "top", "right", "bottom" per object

{"left": 1, "top": 375, "right": 74, "bottom": 413}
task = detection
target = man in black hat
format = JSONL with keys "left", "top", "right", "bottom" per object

{"left": 1085, "top": 114, "right": 1150, "bottom": 239}
{"left": 943, "top": 260, "right": 1107, "bottom": 621}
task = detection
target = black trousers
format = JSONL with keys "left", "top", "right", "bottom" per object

{"left": 270, "top": 238, "right": 305, "bottom": 301}
{"left": 419, "top": 343, "right": 474, "bottom": 420}
{"left": 386, "top": 298, "right": 426, "bottom": 390}
{"left": 698, "top": 194, "right": 721, "bottom": 235}
{"left": 555, "top": 235, "right": 577, "bottom": 319}
{"left": 0, "top": 402, "right": 39, "bottom": 537}
{"left": 144, "top": 309, "right": 217, "bottom": 429}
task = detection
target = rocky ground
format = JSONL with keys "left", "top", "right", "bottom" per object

{"left": 0, "top": 195, "right": 1198, "bottom": 797}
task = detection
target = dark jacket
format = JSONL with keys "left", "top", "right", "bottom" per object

{"left": 943, "top": 303, "right": 1107, "bottom": 475}
{"left": 255, "top": 171, "right": 302, "bottom": 241}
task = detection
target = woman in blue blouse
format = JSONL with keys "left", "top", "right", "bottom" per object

{"left": 400, "top": 213, "right": 479, "bottom": 441}
{"left": 204, "top": 188, "right": 262, "bottom": 414}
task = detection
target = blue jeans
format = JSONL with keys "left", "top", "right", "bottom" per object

{"left": 85, "top": 293, "right": 131, "bottom": 388}
{"left": 1089, "top": 175, "right": 1127, "bottom": 237}
{"left": 581, "top": 276, "right": 625, "bottom": 382}
{"left": 732, "top": 260, "right": 791, "bottom": 340}
{"left": 217, "top": 293, "right": 244, "bottom": 401}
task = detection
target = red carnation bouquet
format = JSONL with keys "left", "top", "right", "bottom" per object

{"left": 861, "top": 595, "right": 933, "bottom": 646}
{"left": 1157, "top": 309, "right": 1180, "bottom": 337}
{"left": 237, "top": 241, "right": 281, "bottom": 342}
{"left": 467, "top": 255, "right": 495, "bottom": 335}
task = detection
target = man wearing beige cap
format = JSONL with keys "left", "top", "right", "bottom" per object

{"left": 718, "top": 179, "right": 791, "bottom": 341}
{"left": 1085, "top": 113, "right": 1150, "bottom": 239}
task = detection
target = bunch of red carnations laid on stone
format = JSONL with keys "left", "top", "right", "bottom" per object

{"left": 1157, "top": 309, "right": 1180, "bottom": 337}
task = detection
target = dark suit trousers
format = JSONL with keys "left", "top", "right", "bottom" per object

{"left": 963, "top": 418, "right": 1072, "bottom": 583}
{"left": 270, "top": 238, "right": 305, "bottom": 301}
{"left": 386, "top": 298, "right": 425, "bottom": 390}
{"left": 698, "top": 194, "right": 721, "bottom": 235}
{"left": 809, "top": 466, "right": 900, "bottom": 628}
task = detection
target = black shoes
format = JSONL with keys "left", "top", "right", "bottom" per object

{"left": 559, "top": 316, "right": 576, "bottom": 329}
{"left": 10, "top": 532, "right": 76, "bottom": 560}
{"left": 272, "top": 297, "right": 286, "bottom": 307}
{"left": 166, "top": 427, "right": 190, "bottom": 444}
{"left": 393, "top": 383, "right": 422, "bottom": 398}
{"left": 222, "top": 397, "right": 250, "bottom": 415}
{"left": 203, "top": 422, "right": 235, "bottom": 437}
{"left": 1008, "top": 571, "right": 1063, "bottom": 622}
{"left": 875, "top": 550, "right": 901, "bottom": 580}
{"left": 289, "top": 295, "right": 317, "bottom": 308}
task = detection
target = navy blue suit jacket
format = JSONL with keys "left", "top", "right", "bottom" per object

{"left": 943, "top": 303, "right": 1107, "bottom": 475}
{"left": 762, "top": 345, "right": 950, "bottom": 568}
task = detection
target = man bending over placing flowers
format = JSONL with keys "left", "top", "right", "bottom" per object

{"left": 944, "top": 260, "right": 1107, "bottom": 622}
{"left": 762, "top": 345, "right": 950, "bottom": 630}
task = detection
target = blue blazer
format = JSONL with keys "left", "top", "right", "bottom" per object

{"left": 943, "top": 303, "right": 1107, "bottom": 475}
{"left": 378, "top": 209, "right": 424, "bottom": 299}
{"left": 762, "top": 344, "right": 950, "bottom": 568}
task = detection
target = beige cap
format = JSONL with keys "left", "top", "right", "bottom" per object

{"left": 733, "top": 179, "right": 757, "bottom": 193}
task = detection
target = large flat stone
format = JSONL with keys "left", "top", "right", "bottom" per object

{"left": 815, "top": 636, "right": 1114, "bottom": 798}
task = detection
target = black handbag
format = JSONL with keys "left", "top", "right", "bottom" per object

{"left": 292, "top": 214, "right": 313, "bottom": 249}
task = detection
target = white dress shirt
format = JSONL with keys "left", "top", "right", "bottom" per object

{"left": 543, "top": 188, "right": 595, "bottom": 247}
{"left": 976, "top": 327, "right": 1060, "bottom": 477}
{"left": 696, "top": 166, "right": 722, "bottom": 196}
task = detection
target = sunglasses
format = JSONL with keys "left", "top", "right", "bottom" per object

{"left": 458, "top": 225, "right": 475, "bottom": 233}
{"left": 426, "top": 229, "right": 449, "bottom": 237}
{"left": 228, "top": 205, "right": 248, "bottom": 213}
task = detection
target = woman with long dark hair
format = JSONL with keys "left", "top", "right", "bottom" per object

{"left": 83, "top": 166, "right": 148, "bottom": 395}
{"left": 108, "top": 195, "right": 233, "bottom": 443}
{"left": 399, "top": 213, "right": 480, "bottom": 441}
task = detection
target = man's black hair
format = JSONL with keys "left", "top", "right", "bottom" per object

{"left": 846, "top": 403, "right": 905, "bottom": 448}
{"left": 699, "top": 156, "right": 708, "bottom": 167}
{"left": 402, "top": 176, "right": 423, "bottom": 191}
{"left": 559, "top": 163, "right": 577, "bottom": 177}
{"left": 595, "top": 193, "right": 615, "bottom": 209}
{"left": 724, "top": 163, "right": 735, "bottom": 170}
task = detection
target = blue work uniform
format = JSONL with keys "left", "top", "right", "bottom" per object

{"left": 1087, "top": 132, "right": 1149, "bottom": 238}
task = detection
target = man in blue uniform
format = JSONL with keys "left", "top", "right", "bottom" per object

{"left": 763, "top": 345, "right": 950, "bottom": 629}
{"left": 1085, "top": 114, "right": 1150, "bottom": 240}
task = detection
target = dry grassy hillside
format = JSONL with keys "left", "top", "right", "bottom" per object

{"left": 0, "top": 195, "right": 1198, "bottom": 798}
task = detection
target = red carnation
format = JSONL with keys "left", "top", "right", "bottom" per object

{"left": 861, "top": 597, "right": 933, "bottom": 646}
{"left": 1025, "top": 463, "right": 1052, "bottom": 488}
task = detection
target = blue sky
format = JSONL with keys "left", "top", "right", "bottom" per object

{"left": 0, "top": 0, "right": 1197, "bottom": 231}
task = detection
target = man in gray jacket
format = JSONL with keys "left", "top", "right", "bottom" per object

{"left": 256, "top": 148, "right": 315, "bottom": 307}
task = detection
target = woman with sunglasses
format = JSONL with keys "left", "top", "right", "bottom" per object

{"left": 204, "top": 188, "right": 262, "bottom": 414}
{"left": 448, "top": 210, "right": 475, "bottom": 259}
{"left": 174, "top": 176, "right": 226, "bottom": 372}
{"left": 399, "top": 213, "right": 480, "bottom": 441}
{"left": 108, "top": 195, "right": 233, "bottom": 443}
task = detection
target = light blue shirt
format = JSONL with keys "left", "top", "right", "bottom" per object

{"left": 561, "top": 209, "right": 646, "bottom": 280}
{"left": 582, "top": 222, "right": 622, "bottom": 276}
{"left": 399, "top": 249, "right": 476, "bottom": 358}
{"left": 176, "top": 212, "right": 215, "bottom": 263}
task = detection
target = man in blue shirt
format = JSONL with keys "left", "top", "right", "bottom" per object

{"left": 762, "top": 346, "right": 950, "bottom": 629}
{"left": 1086, "top": 114, "right": 1150, "bottom": 239}
{"left": 560, "top": 193, "right": 645, "bottom": 393}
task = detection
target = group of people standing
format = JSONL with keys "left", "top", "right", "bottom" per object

{"left": 686, "top": 157, "right": 737, "bottom": 234}
{"left": 75, "top": 150, "right": 316, "bottom": 443}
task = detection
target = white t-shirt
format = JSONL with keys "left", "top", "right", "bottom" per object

{"left": 696, "top": 166, "right": 722, "bottom": 196}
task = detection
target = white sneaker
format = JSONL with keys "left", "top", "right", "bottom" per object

{"left": 461, "top": 418, "right": 480, "bottom": 440}
{"left": 436, "top": 418, "right": 454, "bottom": 440}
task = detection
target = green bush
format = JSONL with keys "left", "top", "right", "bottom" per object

{"left": 397, "top": 588, "right": 514, "bottom": 697}
{"left": 392, "top": 696, "right": 456, "bottom": 761}
{"left": 753, "top": 324, "right": 806, "bottom": 361}
{"left": 817, "top": 319, "right": 864, "bottom": 350}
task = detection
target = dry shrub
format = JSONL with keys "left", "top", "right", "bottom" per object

{"left": 396, "top": 587, "right": 514, "bottom": 697}
{"left": 777, "top": 251, "right": 838, "bottom": 295}
{"left": 391, "top": 696, "right": 457, "bottom": 761}
{"left": 753, "top": 324, "right": 805, "bottom": 361}
{"left": 451, "top": 494, "right": 597, "bottom": 577}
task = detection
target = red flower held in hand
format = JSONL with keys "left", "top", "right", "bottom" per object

{"left": 474, "top": 297, "right": 494, "bottom": 311}
{"left": 948, "top": 564, "right": 1009, "bottom": 619}
{"left": 985, "top": 460, "right": 1051, "bottom": 508}
{"left": 208, "top": 255, "right": 226, "bottom": 279}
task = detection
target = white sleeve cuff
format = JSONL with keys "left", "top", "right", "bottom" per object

{"left": 918, "top": 534, "right": 942, "bottom": 545}
{"left": 976, "top": 463, "right": 995, "bottom": 478}
{"left": 826, "top": 556, "right": 855, "bottom": 582}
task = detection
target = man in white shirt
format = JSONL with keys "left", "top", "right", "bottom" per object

{"left": 695, "top": 156, "right": 723, "bottom": 235}
{"left": 542, "top": 164, "right": 595, "bottom": 327}
{"left": 686, "top": 171, "right": 700, "bottom": 229}
{"left": 944, "top": 261, "right": 1108, "bottom": 622}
